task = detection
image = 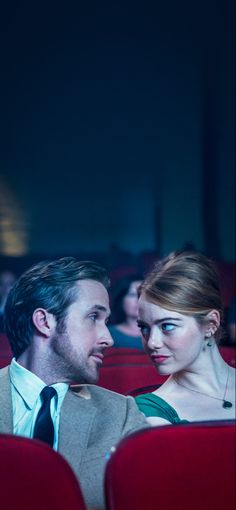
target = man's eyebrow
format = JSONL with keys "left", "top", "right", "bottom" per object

{"left": 88, "top": 304, "right": 111, "bottom": 316}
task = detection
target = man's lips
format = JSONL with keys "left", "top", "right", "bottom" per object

{"left": 91, "top": 352, "right": 104, "bottom": 363}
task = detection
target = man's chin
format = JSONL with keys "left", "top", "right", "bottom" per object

{"left": 87, "top": 369, "right": 100, "bottom": 385}
{"left": 71, "top": 369, "right": 99, "bottom": 385}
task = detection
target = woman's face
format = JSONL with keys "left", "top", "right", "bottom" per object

{"left": 137, "top": 295, "right": 207, "bottom": 374}
{"left": 122, "top": 281, "right": 142, "bottom": 320}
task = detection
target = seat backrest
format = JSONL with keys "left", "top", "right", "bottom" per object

{"left": 128, "top": 383, "right": 162, "bottom": 396}
{"left": 0, "top": 334, "right": 12, "bottom": 367}
{"left": 0, "top": 334, "right": 12, "bottom": 356}
{"left": 105, "top": 421, "right": 236, "bottom": 510}
{"left": 0, "top": 356, "right": 11, "bottom": 368}
{"left": 103, "top": 347, "right": 152, "bottom": 366}
{"left": 219, "top": 346, "right": 236, "bottom": 367}
{"left": 0, "top": 434, "right": 86, "bottom": 510}
{"left": 98, "top": 364, "right": 167, "bottom": 394}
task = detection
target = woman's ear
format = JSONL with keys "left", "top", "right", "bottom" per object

{"left": 32, "top": 308, "right": 56, "bottom": 337}
{"left": 204, "top": 310, "right": 220, "bottom": 338}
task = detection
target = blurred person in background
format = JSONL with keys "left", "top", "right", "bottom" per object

{"left": 109, "top": 273, "right": 143, "bottom": 350}
{"left": 0, "top": 270, "right": 16, "bottom": 332}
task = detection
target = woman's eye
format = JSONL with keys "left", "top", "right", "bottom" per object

{"left": 137, "top": 323, "right": 150, "bottom": 337}
{"left": 162, "top": 323, "right": 175, "bottom": 332}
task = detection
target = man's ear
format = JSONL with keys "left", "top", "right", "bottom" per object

{"left": 32, "top": 308, "right": 56, "bottom": 337}
{"left": 204, "top": 310, "right": 220, "bottom": 338}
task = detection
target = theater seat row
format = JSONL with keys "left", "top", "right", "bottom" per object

{"left": 0, "top": 420, "right": 235, "bottom": 510}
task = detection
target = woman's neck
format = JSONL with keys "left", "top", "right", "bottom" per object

{"left": 171, "top": 344, "right": 230, "bottom": 393}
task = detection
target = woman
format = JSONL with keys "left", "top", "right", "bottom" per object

{"left": 135, "top": 251, "right": 235, "bottom": 424}
{"left": 109, "top": 273, "right": 143, "bottom": 349}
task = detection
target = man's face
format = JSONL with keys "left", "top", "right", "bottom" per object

{"left": 50, "top": 279, "right": 113, "bottom": 383}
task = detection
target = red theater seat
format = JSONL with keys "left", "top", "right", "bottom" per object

{"left": 0, "top": 356, "right": 11, "bottom": 368}
{"left": 219, "top": 346, "right": 236, "bottom": 367}
{"left": 0, "top": 334, "right": 12, "bottom": 356}
{"left": 103, "top": 347, "right": 151, "bottom": 366}
{"left": 105, "top": 421, "right": 236, "bottom": 510}
{"left": 0, "top": 434, "right": 86, "bottom": 510}
{"left": 98, "top": 364, "right": 167, "bottom": 394}
{"left": 216, "top": 261, "right": 236, "bottom": 307}
{"left": 128, "top": 383, "right": 162, "bottom": 397}
{"left": 0, "top": 334, "right": 12, "bottom": 367}
{"left": 100, "top": 347, "right": 167, "bottom": 394}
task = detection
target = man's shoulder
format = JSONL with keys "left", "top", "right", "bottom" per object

{"left": 66, "top": 384, "right": 135, "bottom": 424}
{"left": 68, "top": 383, "right": 148, "bottom": 431}
{"left": 70, "top": 383, "right": 130, "bottom": 403}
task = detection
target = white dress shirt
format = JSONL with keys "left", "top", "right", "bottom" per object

{"left": 9, "top": 358, "right": 68, "bottom": 450}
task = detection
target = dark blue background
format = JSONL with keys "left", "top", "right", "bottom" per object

{"left": 0, "top": 0, "right": 235, "bottom": 261}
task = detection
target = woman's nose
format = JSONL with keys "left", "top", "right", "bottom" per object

{"left": 147, "top": 327, "right": 164, "bottom": 350}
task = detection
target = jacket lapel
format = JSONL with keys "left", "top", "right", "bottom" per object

{"left": 58, "top": 385, "right": 96, "bottom": 475}
{"left": 0, "top": 366, "right": 13, "bottom": 433}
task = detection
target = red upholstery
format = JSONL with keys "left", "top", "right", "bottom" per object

{"left": 98, "top": 364, "right": 167, "bottom": 394}
{"left": 128, "top": 383, "right": 162, "bottom": 396}
{"left": 219, "top": 346, "right": 236, "bottom": 367}
{"left": 215, "top": 261, "right": 236, "bottom": 307}
{"left": 100, "top": 347, "right": 166, "bottom": 393}
{"left": 0, "top": 334, "right": 12, "bottom": 356}
{"left": 0, "top": 356, "right": 11, "bottom": 368}
{"left": 103, "top": 347, "right": 151, "bottom": 366}
{"left": 0, "top": 334, "right": 12, "bottom": 367}
{"left": 0, "top": 434, "right": 86, "bottom": 510}
{"left": 105, "top": 421, "right": 236, "bottom": 510}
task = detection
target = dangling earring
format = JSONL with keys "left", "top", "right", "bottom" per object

{"left": 205, "top": 331, "right": 212, "bottom": 347}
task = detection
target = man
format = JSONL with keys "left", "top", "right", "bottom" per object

{"left": 0, "top": 257, "right": 148, "bottom": 509}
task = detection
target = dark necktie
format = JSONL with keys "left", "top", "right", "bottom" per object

{"left": 33, "top": 386, "right": 57, "bottom": 447}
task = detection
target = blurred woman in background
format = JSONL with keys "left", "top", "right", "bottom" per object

{"left": 109, "top": 273, "right": 143, "bottom": 350}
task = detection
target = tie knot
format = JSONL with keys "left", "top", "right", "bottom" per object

{"left": 40, "top": 386, "right": 57, "bottom": 403}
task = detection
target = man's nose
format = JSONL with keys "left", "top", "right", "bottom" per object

{"left": 100, "top": 326, "right": 114, "bottom": 347}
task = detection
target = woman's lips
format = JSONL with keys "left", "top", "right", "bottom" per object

{"left": 151, "top": 355, "right": 170, "bottom": 363}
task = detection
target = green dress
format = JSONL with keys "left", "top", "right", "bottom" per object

{"left": 135, "top": 393, "right": 188, "bottom": 424}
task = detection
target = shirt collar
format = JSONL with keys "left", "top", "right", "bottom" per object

{"left": 9, "top": 358, "right": 68, "bottom": 410}
{"left": 10, "top": 358, "right": 45, "bottom": 410}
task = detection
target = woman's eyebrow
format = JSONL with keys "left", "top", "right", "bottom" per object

{"left": 154, "top": 317, "right": 182, "bottom": 324}
{"left": 137, "top": 317, "right": 181, "bottom": 324}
